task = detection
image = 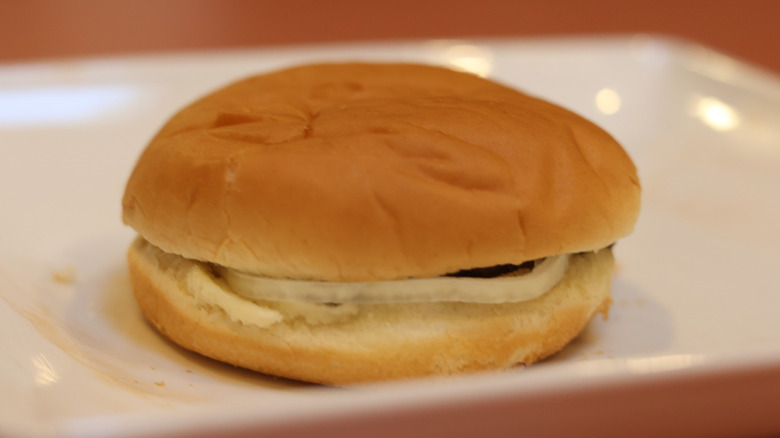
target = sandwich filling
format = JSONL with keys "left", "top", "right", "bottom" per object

{"left": 215, "top": 254, "right": 570, "bottom": 304}
{"left": 133, "top": 238, "right": 606, "bottom": 330}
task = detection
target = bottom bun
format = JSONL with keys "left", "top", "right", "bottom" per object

{"left": 128, "top": 238, "right": 614, "bottom": 385}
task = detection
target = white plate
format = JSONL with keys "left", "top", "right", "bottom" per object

{"left": 2, "top": 36, "right": 780, "bottom": 438}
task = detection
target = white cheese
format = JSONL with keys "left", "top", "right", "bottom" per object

{"left": 186, "top": 265, "right": 283, "bottom": 328}
{"left": 218, "top": 254, "right": 570, "bottom": 304}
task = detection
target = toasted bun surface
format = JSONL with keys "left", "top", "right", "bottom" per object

{"left": 122, "top": 63, "right": 640, "bottom": 281}
{"left": 128, "top": 238, "right": 613, "bottom": 385}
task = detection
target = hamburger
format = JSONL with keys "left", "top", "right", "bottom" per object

{"left": 122, "top": 62, "right": 640, "bottom": 385}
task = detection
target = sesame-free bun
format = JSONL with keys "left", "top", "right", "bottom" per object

{"left": 128, "top": 237, "right": 614, "bottom": 385}
{"left": 122, "top": 63, "right": 640, "bottom": 282}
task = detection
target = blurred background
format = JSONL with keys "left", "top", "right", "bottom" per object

{"left": 1, "top": 0, "right": 778, "bottom": 74}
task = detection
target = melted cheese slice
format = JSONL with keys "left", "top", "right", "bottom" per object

{"left": 186, "top": 265, "right": 283, "bottom": 327}
{"left": 218, "top": 254, "right": 569, "bottom": 304}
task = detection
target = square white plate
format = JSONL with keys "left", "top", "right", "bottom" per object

{"left": 2, "top": 36, "right": 780, "bottom": 438}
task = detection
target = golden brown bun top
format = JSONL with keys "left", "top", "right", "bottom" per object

{"left": 122, "top": 62, "right": 640, "bottom": 281}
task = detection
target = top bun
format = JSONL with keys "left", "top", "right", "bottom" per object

{"left": 122, "top": 63, "right": 640, "bottom": 281}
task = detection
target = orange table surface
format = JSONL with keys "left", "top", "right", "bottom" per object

{"left": 1, "top": 0, "right": 778, "bottom": 75}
